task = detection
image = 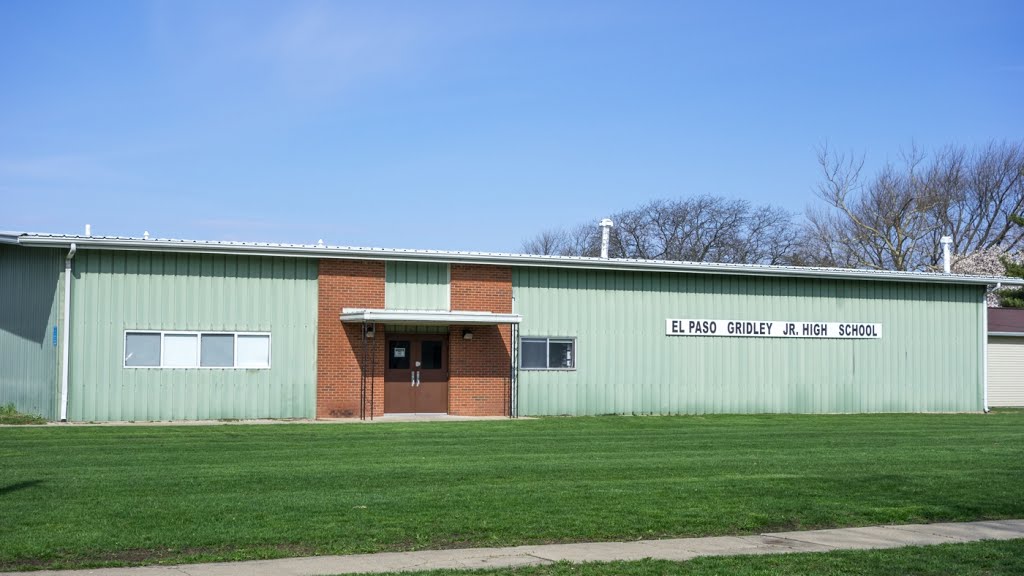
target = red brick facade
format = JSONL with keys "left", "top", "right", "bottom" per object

{"left": 448, "top": 264, "right": 513, "bottom": 416}
{"left": 316, "top": 260, "right": 513, "bottom": 418}
{"left": 316, "top": 259, "right": 386, "bottom": 418}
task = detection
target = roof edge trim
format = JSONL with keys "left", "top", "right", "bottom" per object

{"left": 0, "top": 231, "right": 24, "bottom": 245}
{"left": 14, "top": 234, "right": 1023, "bottom": 286}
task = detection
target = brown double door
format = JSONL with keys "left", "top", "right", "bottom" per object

{"left": 384, "top": 335, "right": 449, "bottom": 414}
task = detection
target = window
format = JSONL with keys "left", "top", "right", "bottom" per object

{"left": 164, "top": 334, "right": 198, "bottom": 367}
{"left": 124, "top": 331, "right": 271, "bottom": 369}
{"left": 236, "top": 335, "right": 271, "bottom": 368}
{"left": 200, "top": 334, "right": 234, "bottom": 367}
{"left": 124, "top": 333, "right": 160, "bottom": 367}
{"left": 520, "top": 337, "right": 575, "bottom": 370}
{"left": 421, "top": 340, "right": 443, "bottom": 369}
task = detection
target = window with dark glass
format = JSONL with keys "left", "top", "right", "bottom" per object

{"left": 421, "top": 340, "right": 444, "bottom": 369}
{"left": 125, "top": 333, "right": 161, "bottom": 367}
{"left": 520, "top": 337, "right": 575, "bottom": 370}
{"left": 200, "top": 334, "right": 234, "bottom": 367}
{"left": 548, "top": 340, "right": 574, "bottom": 369}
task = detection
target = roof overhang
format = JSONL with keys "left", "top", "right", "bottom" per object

{"left": 0, "top": 231, "right": 24, "bottom": 245}
{"left": 340, "top": 308, "right": 522, "bottom": 325}
{"left": 12, "top": 233, "right": 1024, "bottom": 286}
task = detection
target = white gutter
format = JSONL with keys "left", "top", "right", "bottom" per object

{"left": 59, "top": 243, "right": 76, "bottom": 422}
{"left": 17, "top": 235, "right": 1023, "bottom": 286}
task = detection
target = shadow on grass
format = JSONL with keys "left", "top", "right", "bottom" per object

{"left": 0, "top": 479, "right": 45, "bottom": 497}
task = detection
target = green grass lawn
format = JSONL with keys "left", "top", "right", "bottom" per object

{"left": 347, "top": 539, "right": 1024, "bottom": 576}
{"left": 1, "top": 413, "right": 1023, "bottom": 570}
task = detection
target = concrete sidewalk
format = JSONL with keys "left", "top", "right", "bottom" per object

{"left": 8, "top": 519, "right": 1024, "bottom": 576}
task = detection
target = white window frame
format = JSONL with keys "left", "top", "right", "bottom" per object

{"left": 520, "top": 336, "right": 577, "bottom": 371}
{"left": 123, "top": 330, "right": 272, "bottom": 369}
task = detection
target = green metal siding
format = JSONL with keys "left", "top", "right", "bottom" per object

{"left": 513, "top": 267, "right": 984, "bottom": 415}
{"left": 385, "top": 261, "right": 449, "bottom": 310}
{"left": 0, "top": 245, "right": 62, "bottom": 419}
{"left": 68, "top": 251, "right": 318, "bottom": 421}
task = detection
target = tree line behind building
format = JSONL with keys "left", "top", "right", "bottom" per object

{"left": 521, "top": 140, "right": 1024, "bottom": 279}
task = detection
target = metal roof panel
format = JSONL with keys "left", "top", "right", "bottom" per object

{"left": 14, "top": 232, "right": 1023, "bottom": 286}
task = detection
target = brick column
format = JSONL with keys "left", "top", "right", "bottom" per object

{"left": 317, "top": 259, "right": 386, "bottom": 418}
{"left": 448, "top": 264, "right": 513, "bottom": 416}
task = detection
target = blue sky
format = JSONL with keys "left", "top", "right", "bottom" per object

{"left": 1, "top": 0, "right": 1022, "bottom": 251}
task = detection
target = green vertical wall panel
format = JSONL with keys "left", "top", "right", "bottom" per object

{"left": 68, "top": 251, "right": 318, "bottom": 422}
{"left": 0, "top": 245, "right": 62, "bottom": 419}
{"left": 385, "top": 261, "right": 449, "bottom": 310}
{"left": 513, "top": 267, "right": 984, "bottom": 415}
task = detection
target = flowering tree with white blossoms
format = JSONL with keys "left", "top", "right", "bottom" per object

{"left": 951, "top": 246, "right": 1024, "bottom": 306}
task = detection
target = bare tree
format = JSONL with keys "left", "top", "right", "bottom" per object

{"left": 520, "top": 229, "right": 567, "bottom": 256}
{"left": 805, "top": 140, "right": 1024, "bottom": 271}
{"left": 522, "top": 141, "right": 1024, "bottom": 271}
{"left": 521, "top": 194, "right": 802, "bottom": 265}
{"left": 738, "top": 204, "right": 801, "bottom": 265}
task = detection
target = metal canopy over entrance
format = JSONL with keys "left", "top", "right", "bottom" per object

{"left": 342, "top": 309, "right": 522, "bottom": 421}
{"left": 340, "top": 308, "right": 522, "bottom": 326}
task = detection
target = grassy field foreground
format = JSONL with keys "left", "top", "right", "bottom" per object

{"left": 1, "top": 413, "right": 1023, "bottom": 570}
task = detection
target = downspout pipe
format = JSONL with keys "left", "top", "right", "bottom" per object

{"left": 982, "top": 289, "right": 989, "bottom": 413}
{"left": 59, "top": 243, "right": 76, "bottom": 422}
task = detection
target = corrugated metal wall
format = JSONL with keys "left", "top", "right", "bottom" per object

{"left": 987, "top": 336, "right": 1024, "bottom": 406}
{"left": 513, "top": 267, "right": 985, "bottom": 415}
{"left": 0, "top": 245, "right": 62, "bottom": 419}
{"left": 69, "top": 251, "right": 318, "bottom": 421}
{"left": 385, "top": 261, "right": 449, "bottom": 310}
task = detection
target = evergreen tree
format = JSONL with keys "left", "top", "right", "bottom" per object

{"left": 998, "top": 214, "right": 1024, "bottom": 307}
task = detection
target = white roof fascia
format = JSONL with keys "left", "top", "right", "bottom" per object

{"left": 340, "top": 308, "right": 522, "bottom": 325}
{"left": 0, "top": 231, "right": 24, "bottom": 244}
{"left": 15, "top": 233, "right": 1024, "bottom": 286}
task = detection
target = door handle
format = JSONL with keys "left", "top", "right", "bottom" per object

{"left": 411, "top": 371, "right": 416, "bottom": 387}
{"left": 415, "top": 371, "right": 421, "bottom": 387}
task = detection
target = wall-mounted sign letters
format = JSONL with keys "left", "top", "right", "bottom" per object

{"left": 665, "top": 319, "right": 881, "bottom": 339}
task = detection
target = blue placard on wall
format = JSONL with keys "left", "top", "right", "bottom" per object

{"left": 53, "top": 326, "right": 58, "bottom": 347}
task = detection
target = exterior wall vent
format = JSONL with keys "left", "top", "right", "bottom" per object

{"left": 599, "top": 218, "right": 614, "bottom": 259}
{"left": 940, "top": 235, "right": 953, "bottom": 274}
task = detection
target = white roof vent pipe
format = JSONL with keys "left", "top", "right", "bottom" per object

{"left": 940, "top": 235, "right": 953, "bottom": 274}
{"left": 599, "top": 218, "right": 614, "bottom": 259}
{"left": 84, "top": 224, "right": 91, "bottom": 237}
{"left": 143, "top": 231, "right": 150, "bottom": 240}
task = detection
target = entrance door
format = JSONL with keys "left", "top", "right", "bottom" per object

{"left": 384, "top": 335, "right": 449, "bottom": 413}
